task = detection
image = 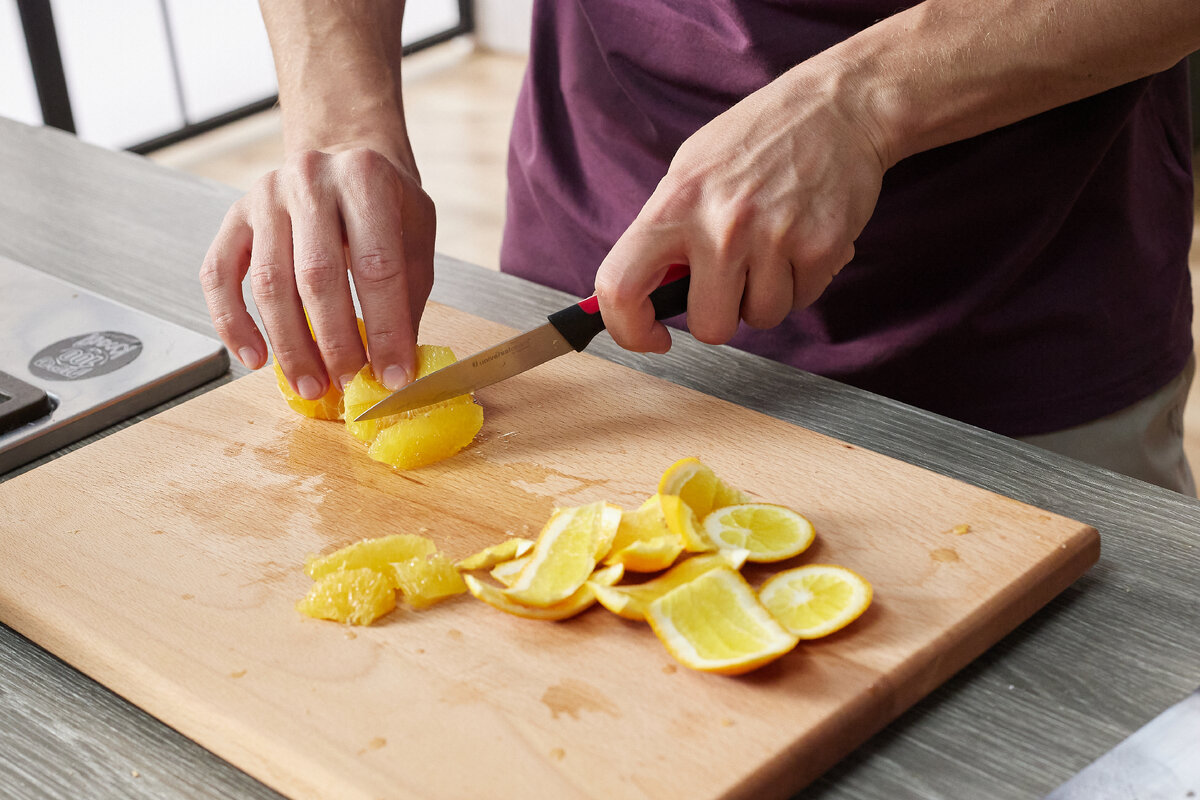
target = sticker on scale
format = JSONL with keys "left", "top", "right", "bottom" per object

{"left": 28, "top": 331, "right": 143, "bottom": 381}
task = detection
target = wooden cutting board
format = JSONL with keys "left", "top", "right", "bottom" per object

{"left": 0, "top": 302, "right": 1098, "bottom": 800}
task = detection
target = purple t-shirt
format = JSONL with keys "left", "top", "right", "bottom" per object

{"left": 499, "top": 0, "right": 1194, "bottom": 437}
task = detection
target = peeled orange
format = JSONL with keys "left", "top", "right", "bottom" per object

{"left": 391, "top": 554, "right": 468, "bottom": 609}
{"left": 295, "top": 566, "right": 396, "bottom": 626}
{"left": 305, "top": 534, "right": 436, "bottom": 580}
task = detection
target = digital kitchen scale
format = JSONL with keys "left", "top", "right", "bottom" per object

{"left": 0, "top": 255, "right": 229, "bottom": 474}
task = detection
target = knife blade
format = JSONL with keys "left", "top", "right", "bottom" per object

{"left": 353, "top": 264, "right": 690, "bottom": 421}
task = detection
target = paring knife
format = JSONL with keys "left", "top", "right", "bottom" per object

{"left": 354, "top": 264, "right": 691, "bottom": 421}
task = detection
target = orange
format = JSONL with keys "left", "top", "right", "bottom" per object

{"left": 646, "top": 566, "right": 798, "bottom": 675}
{"left": 603, "top": 496, "right": 685, "bottom": 572}
{"left": 657, "top": 457, "right": 751, "bottom": 521}
{"left": 367, "top": 401, "right": 484, "bottom": 470}
{"left": 701, "top": 503, "right": 816, "bottom": 562}
{"left": 342, "top": 345, "right": 463, "bottom": 443}
{"left": 295, "top": 567, "right": 396, "bottom": 626}
{"left": 757, "top": 565, "right": 873, "bottom": 639}
{"left": 391, "top": 554, "right": 468, "bottom": 609}
{"left": 305, "top": 533, "right": 436, "bottom": 580}
{"left": 591, "top": 549, "right": 749, "bottom": 621}
{"left": 456, "top": 538, "right": 535, "bottom": 571}
{"left": 273, "top": 315, "right": 368, "bottom": 421}
{"left": 464, "top": 564, "right": 623, "bottom": 621}
{"left": 274, "top": 359, "right": 343, "bottom": 420}
{"left": 504, "top": 502, "right": 621, "bottom": 607}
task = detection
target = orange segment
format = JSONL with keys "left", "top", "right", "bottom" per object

{"left": 343, "top": 345, "right": 465, "bottom": 443}
{"left": 305, "top": 534, "right": 436, "bottom": 580}
{"left": 657, "top": 457, "right": 751, "bottom": 521}
{"left": 274, "top": 359, "right": 343, "bottom": 420}
{"left": 273, "top": 315, "right": 367, "bottom": 421}
{"left": 391, "top": 554, "right": 468, "bottom": 609}
{"left": 504, "top": 502, "right": 622, "bottom": 607}
{"left": 646, "top": 566, "right": 798, "bottom": 675}
{"left": 368, "top": 401, "right": 484, "bottom": 470}
{"left": 464, "top": 564, "right": 623, "bottom": 621}
{"left": 591, "top": 549, "right": 749, "bottom": 621}
{"left": 295, "top": 567, "right": 396, "bottom": 626}
{"left": 757, "top": 564, "right": 873, "bottom": 639}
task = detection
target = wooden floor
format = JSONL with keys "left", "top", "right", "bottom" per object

{"left": 149, "top": 40, "right": 1200, "bottom": 484}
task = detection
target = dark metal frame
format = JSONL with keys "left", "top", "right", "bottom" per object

{"left": 15, "top": 0, "right": 475, "bottom": 154}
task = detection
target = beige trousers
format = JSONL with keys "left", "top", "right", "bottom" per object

{"left": 1019, "top": 356, "right": 1196, "bottom": 496}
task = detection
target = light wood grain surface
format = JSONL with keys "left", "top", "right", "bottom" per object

{"left": 0, "top": 301, "right": 1098, "bottom": 800}
{"left": 2, "top": 115, "right": 1200, "bottom": 799}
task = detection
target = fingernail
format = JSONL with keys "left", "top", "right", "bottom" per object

{"left": 296, "top": 375, "right": 324, "bottom": 400}
{"left": 338, "top": 374, "right": 356, "bottom": 392}
{"left": 238, "top": 347, "right": 260, "bottom": 369}
{"left": 380, "top": 365, "right": 411, "bottom": 391}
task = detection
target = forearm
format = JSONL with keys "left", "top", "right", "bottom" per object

{"left": 800, "top": 0, "right": 1200, "bottom": 168}
{"left": 259, "top": 0, "right": 416, "bottom": 175}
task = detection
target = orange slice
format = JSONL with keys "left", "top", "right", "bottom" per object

{"left": 657, "top": 457, "right": 751, "bottom": 521}
{"left": 646, "top": 566, "right": 798, "bottom": 675}
{"left": 701, "top": 503, "right": 816, "bottom": 562}
{"left": 503, "top": 502, "right": 621, "bottom": 607}
{"left": 757, "top": 564, "right": 873, "bottom": 639}
{"left": 591, "top": 549, "right": 749, "bottom": 621}
{"left": 305, "top": 533, "right": 436, "bottom": 580}
{"left": 464, "top": 564, "right": 623, "bottom": 621}
{"left": 391, "top": 554, "right": 468, "bottom": 609}
{"left": 295, "top": 566, "right": 396, "bottom": 626}
{"left": 455, "top": 538, "right": 535, "bottom": 571}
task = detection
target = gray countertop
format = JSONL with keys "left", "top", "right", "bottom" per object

{"left": 1, "top": 116, "right": 1198, "bottom": 800}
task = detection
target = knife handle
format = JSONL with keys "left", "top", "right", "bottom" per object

{"left": 547, "top": 264, "right": 691, "bottom": 352}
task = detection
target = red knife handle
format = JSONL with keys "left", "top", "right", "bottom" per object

{"left": 547, "top": 264, "right": 691, "bottom": 352}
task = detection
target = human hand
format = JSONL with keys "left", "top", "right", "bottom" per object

{"left": 200, "top": 145, "right": 436, "bottom": 398}
{"left": 593, "top": 68, "right": 888, "bottom": 353}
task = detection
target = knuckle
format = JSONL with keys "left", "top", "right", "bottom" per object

{"left": 197, "top": 256, "right": 226, "bottom": 294}
{"left": 318, "top": 337, "right": 365, "bottom": 367}
{"left": 286, "top": 150, "right": 326, "bottom": 183}
{"left": 294, "top": 249, "right": 343, "bottom": 290}
{"left": 352, "top": 246, "right": 403, "bottom": 283}
{"left": 271, "top": 342, "right": 310, "bottom": 369}
{"left": 250, "top": 170, "right": 282, "bottom": 205}
{"left": 248, "top": 262, "right": 290, "bottom": 300}
{"left": 209, "top": 308, "right": 242, "bottom": 339}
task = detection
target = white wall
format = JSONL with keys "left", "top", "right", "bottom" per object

{"left": 475, "top": 0, "right": 533, "bottom": 55}
{"left": 0, "top": 0, "right": 41, "bottom": 126}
